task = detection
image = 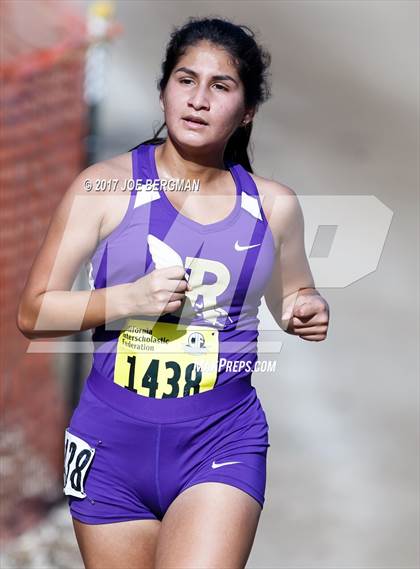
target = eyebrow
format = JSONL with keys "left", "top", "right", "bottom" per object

{"left": 174, "top": 66, "right": 238, "bottom": 86}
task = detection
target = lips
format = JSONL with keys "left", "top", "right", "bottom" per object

{"left": 182, "top": 115, "right": 208, "bottom": 125}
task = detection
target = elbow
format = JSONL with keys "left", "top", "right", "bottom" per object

{"left": 16, "top": 304, "right": 37, "bottom": 339}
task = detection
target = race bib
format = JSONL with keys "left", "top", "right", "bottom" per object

{"left": 114, "top": 318, "right": 219, "bottom": 398}
{"left": 63, "top": 429, "right": 96, "bottom": 499}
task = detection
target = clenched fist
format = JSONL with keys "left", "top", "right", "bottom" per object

{"left": 281, "top": 289, "right": 330, "bottom": 341}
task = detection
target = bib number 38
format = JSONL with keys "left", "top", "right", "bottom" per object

{"left": 63, "top": 429, "right": 96, "bottom": 499}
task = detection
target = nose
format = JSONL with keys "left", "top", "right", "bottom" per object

{"left": 187, "top": 85, "right": 210, "bottom": 110}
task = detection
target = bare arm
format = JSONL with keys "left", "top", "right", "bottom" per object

{"left": 17, "top": 161, "right": 190, "bottom": 340}
{"left": 16, "top": 163, "right": 133, "bottom": 339}
{"left": 262, "top": 183, "right": 319, "bottom": 331}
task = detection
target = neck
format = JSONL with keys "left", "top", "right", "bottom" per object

{"left": 154, "top": 139, "right": 228, "bottom": 186}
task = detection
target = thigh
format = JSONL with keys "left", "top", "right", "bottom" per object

{"left": 172, "top": 387, "right": 270, "bottom": 514}
{"left": 155, "top": 482, "right": 262, "bottom": 569}
{"left": 73, "top": 518, "right": 161, "bottom": 569}
{"left": 66, "top": 381, "right": 162, "bottom": 524}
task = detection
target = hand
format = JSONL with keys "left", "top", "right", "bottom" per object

{"left": 128, "top": 266, "right": 192, "bottom": 317}
{"left": 281, "top": 291, "right": 329, "bottom": 341}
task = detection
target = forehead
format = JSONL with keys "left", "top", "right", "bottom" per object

{"left": 175, "top": 41, "right": 240, "bottom": 78}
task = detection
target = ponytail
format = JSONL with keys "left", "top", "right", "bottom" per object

{"left": 223, "top": 122, "right": 254, "bottom": 173}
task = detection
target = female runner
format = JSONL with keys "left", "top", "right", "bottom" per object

{"left": 17, "top": 16, "right": 329, "bottom": 569}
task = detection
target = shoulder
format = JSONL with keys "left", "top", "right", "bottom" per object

{"left": 53, "top": 152, "right": 133, "bottom": 233}
{"left": 84, "top": 152, "right": 133, "bottom": 191}
{"left": 64, "top": 151, "right": 132, "bottom": 197}
{"left": 248, "top": 172, "right": 297, "bottom": 203}
{"left": 247, "top": 172, "right": 303, "bottom": 250}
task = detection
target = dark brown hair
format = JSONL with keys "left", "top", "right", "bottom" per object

{"left": 131, "top": 16, "right": 272, "bottom": 173}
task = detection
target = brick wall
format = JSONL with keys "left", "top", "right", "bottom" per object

{"left": 0, "top": 44, "right": 88, "bottom": 542}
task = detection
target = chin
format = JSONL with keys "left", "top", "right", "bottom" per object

{"left": 171, "top": 130, "right": 214, "bottom": 149}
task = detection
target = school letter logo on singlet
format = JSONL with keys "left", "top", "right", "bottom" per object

{"left": 113, "top": 223, "right": 237, "bottom": 399}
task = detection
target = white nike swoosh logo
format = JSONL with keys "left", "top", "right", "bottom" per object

{"left": 211, "top": 460, "right": 242, "bottom": 469}
{"left": 234, "top": 240, "right": 261, "bottom": 251}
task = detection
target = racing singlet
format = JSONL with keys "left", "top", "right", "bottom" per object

{"left": 86, "top": 142, "right": 276, "bottom": 398}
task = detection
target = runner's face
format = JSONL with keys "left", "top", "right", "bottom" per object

{"left": 160, "top": 41, "right": 250, "bottom": 149}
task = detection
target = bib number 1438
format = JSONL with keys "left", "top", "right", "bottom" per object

{"left": 114, "top": 319, "right": 219, "bottom": 398}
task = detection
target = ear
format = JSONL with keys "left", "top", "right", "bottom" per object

{"left": 242, "top": 107, "right": 256, "bottom": 126}
{"left": 159, "top": 91, "right": 165, "bottom": 112}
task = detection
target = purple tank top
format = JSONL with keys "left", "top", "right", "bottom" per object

{"left": 87, "top": 142, "right": 276, "bottom": 398}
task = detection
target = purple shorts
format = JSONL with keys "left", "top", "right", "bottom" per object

{"left": 65, "top": 366, "right": 270, "bottom": 524}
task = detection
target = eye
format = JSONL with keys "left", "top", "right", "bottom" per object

{"left": 179, "top": 78, "right": 228, "bottom": 91}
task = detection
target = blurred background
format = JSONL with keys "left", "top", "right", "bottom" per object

{"left": 0, "top": 1, "right": 418, "bottom": 568}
